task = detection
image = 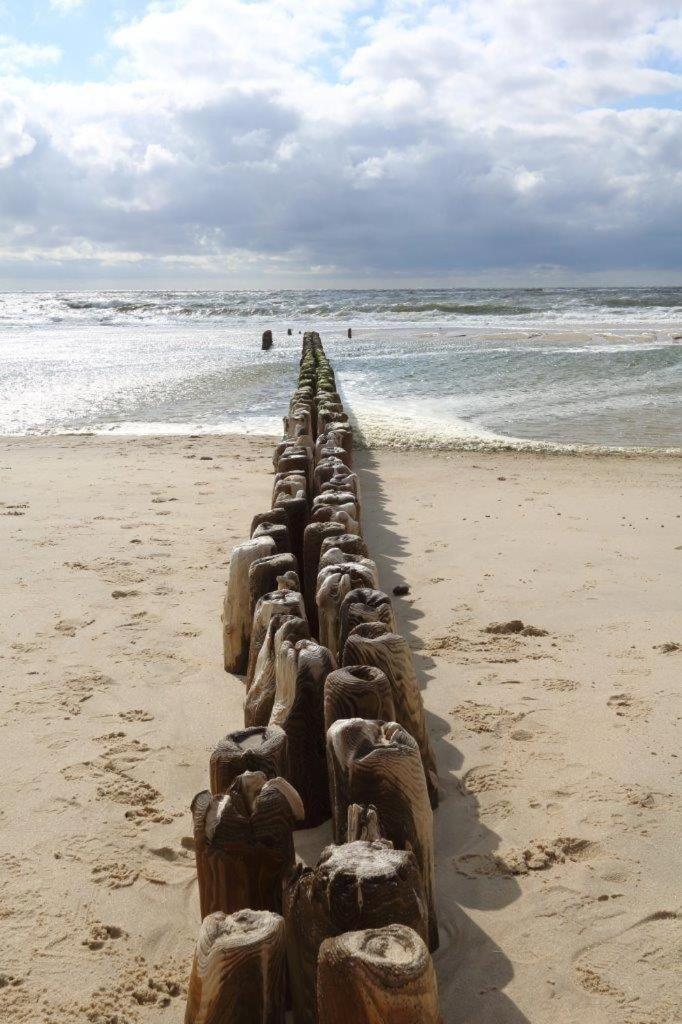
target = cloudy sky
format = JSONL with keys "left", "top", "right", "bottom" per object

{"left": 0, "top": 0, "right": 681, "bottom": 288}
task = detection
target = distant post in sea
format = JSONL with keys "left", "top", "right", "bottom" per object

{"left": 262, "top": 330, "right": 273, "bottom": 350}
{"left": 347, "top": 328, "right": 352, "bottom": 339}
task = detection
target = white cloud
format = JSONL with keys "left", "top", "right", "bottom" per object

{"left": 0, "top": 0, "right": 681, "bottom": 283}
{"left": 0, "top": 35, "right": 60, "bottom": 73}
{"left": 0, "top": 91, "right": 35, "bottom": 169}
{"left": 49, "top": 0, "right": 86, "bottom": 13}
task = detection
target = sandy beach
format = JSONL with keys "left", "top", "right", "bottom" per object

{"left": 0, "top": 433, "right": 680, "bottom": 1024}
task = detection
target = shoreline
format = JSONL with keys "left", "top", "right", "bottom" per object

{"left": 1, "top": 434, "right": 680, "bottom": 1023}
{"left": 2, "top": 430, "right": 681, "bottom": 458}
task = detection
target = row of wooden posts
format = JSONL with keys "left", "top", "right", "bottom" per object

{"left": 185, "top": 331, "right": 442, "bottom": 1023}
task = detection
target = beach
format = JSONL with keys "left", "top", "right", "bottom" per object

{"left": 1, "top": 433, "right": 679, "bottom": 1024}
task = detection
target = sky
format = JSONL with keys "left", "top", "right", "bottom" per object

{"left": 0, "top": 0, "right": 681, "bottom": 289}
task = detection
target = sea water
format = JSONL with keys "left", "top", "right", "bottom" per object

{"left": 1, "top": 288, "right": 680, "bottom": 452}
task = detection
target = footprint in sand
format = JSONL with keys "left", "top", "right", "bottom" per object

{"left": 57, "top": 671, "right": 112, "bottom": 716}
{"left": 451, "top": 700, "right": 524, "bottom": 735}
{"left": 543, "top": 677, "right": 580, "bottom": 692}
{"left": 62, "top": 737, "right": 174, "bottom": 828}
{"left": 91, "top": 861, "right": 140, "bottom": 889}
{"left": 460, "top": 764, "right": 516, "bottom": 794}
{"left": 574, "top": 911, "right": 680, "bottom": 1022}
{"left": 1, "top": 502, "right": 28, "bottom": 516}
{"left": 54, "top": 617, "right": 95, "bottom": 637}
{"left": 607, "top": 692, "right": 651, "bottom": 719}
{"left": 119, "top": 709, "right": 154, "bottom": 723}
{"left": 0, "top": 973, "right": 24, "bottom": 989}
{"left": 82, "top": 922, "right": 127, "bottom": 950}
{"left": 66, "top": 557, "right": 147, "bottom": 587}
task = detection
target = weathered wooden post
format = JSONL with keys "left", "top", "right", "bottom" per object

{"left": 246, "top": 588, "right": 306, "bottom": 689}
{"left": 317, "top": 925, "right": 439, "bottom": 1024}
{"left": 319, "top": 533, "right": 368, "bottom": 561}
{"left": 283, "top": 840, "right": 430, "bottom": 1024}
{"left": 192, "top": 771, "right": 303, "bottom": 917}
{"left": 337, "top": 588, "right": 395, "bottom": 657}
{"left": 262, "top": 330, "right": 273, "bottom": 350}
{"left": 323, "top": 665, "right": 395, "bottom": 732}
{"left": 244, "top": 615, "right": 310, "bottom": 728}
{"left": 316, "top": 563, "right": 378, "bottom": 660}
{"left": 326, "top": 719, "right": 438, "bottom": 950}
{"left": 302, "top": 520, "right": 346, "bottom": 630}
{"left": 343, "top": 622, "right": 439, "bottom": 808}
{"left": 251, "top": 507, "right": 289, "bottom": 537}
{"left": 185, "top": 909, "right": 286, "bottom": 1024}
{"left": 222, "top": 536, "right": 276, "bottom": 673}
{"left": 270, "top": 639, "right": 335, "bottom": 827}
{"left": 209, "top": 725, "right": 288, "bottom": 794}
{"left": 252, "top": 521, "right": 290, "bottom": 554}
{"left": 248, "top": 552, "right": 299, "bottom": 615}
{"left": 311, "top": 504, "right": 360, "bottom": 536}
{"left": 273, "top": 472, "right": 307, "bottom": 503}
{"left": 273, "top": 494, "right": 308, "bottom": 575}
{"left": 312, "top": 491, "right": 359, "bottom": 522}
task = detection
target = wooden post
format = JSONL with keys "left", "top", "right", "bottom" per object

{"left": 326, "top": 719, "right": 438, "bottom": 950}
{"left": 323, "top": 665, "right": 395, "bottom": 732}
{"left": 319, "top": 551, "right": 377, "bottom": 580}
{"left": 317, "top": 925, "right": 439, "bottom": 1024}
{"left": 262, "top": 330, "right": 273, "bottom": 350}
{"left": 273, "top": 494, "right": 308, "bottom": 576}
{"left": 312, "top": 492, "right": 359, "bottom": 522}
{"left": 209, "top": 725, "right": 288, "bottom": 794}
{"left": 343, "top": 622, "right": 439, "bottom": 809}
{"left": 319, "top": 533, "right": 368, "bottom": 561}
{"left": 270, "top": 639, "right": 335, "bottom": 828}
{"left": 316, "top": 564, "right": 378, "bottom": 660}
{"left": 252, "top": 521, "right": 290, "bottom": 554}
{"left": 347, "top": 327, "right": 352, "bottom": 339}
{"left": 248, "top": 552, "right": 299, "bottom": 616}
{"left": 185, "top": 909, "right": 286, "bottom": 1024}
{"left": 192, "top": 771, "right": 303, "bottom": 918}
{"left": 311, "top": 504, "right": 360, "bottom": 536}
{"left": 337, "top": 588, "right": 396, "bottom": 658}
{"left": 315, "top": 430, "right": 353, "bottom": 470}
{"left": 244, "top": 614, "right": 310, "bottom": 728}
{"left": 246, "top": 589, "right": 307, "bottom": 689}
{"left": 313, "top": 456, "right": 348, "bottom": 495}
{"left": 273, "top": 472, "right": 307, "bottom": 504}
{"left": 222, "top": 536, "right": 276, "bottom": 674}
{"left": 302, "top": 520, "right": 345, "bottom": 631}
{"left": 251, "top": 507, "right": 289, "bottom": 537}
{"left": 283, "top": 840, "right": 429, "bottom": 1024}
{"left": 283, "top": 411, "right": 313, "bottom": 444}
{"left": 320, "top": 470, "right": 361, "bottom": 505}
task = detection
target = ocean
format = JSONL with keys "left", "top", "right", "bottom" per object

{"left": 1, "top": 288, "right": 680, "bottom": 452}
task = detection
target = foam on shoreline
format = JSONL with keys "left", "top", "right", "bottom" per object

{"left": 6, "top": 418, "right": 680, "bottom": 457}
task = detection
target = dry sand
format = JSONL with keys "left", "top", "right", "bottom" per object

{"left": 0, "top": 434, "right": 680, "bottom": 1024}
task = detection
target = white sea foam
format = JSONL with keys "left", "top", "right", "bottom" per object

{"left": 347, "top": 402, "right": 681, "bottom": 457}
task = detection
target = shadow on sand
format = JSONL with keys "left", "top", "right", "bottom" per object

{"left": 354, "top": 440, "right": 530, "bottom": 1024}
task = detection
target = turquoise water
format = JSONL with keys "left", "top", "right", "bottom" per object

{"left": 1, "top": 289, "right": 680, "bottom": 451}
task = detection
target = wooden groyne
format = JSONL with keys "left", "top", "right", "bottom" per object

{"left": 186, "top": 331, "right": 441, "bottom": 1023}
